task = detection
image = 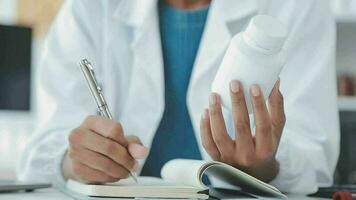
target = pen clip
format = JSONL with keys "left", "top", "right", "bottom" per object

{"left": 82, "top": 59, "right": 100, "bottom": 88}
{"left": 80, "top": 59, "right": 112, "bottom": 119}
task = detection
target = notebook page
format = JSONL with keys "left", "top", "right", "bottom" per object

{"left": 203, "top": 161, "right": 286, "bottom": 199}
{"left": 105, "top": 177, "right": 197, "bottom": 188}
{"left": 106, "top": 177, "right": 178, "bottom": 187}
{"left": 161, "top": 159, "right": 208, "bottom": 190}
{"left": 66, "top": 179, "right": 209, "bottom": 199}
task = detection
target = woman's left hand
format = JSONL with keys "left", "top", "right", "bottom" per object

{"left": 200, "top": 79, "right": 285, "bottom": 183}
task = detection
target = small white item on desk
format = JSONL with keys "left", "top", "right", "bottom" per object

{"left": 212, "top": 15, "right": 289, "bottom": 113}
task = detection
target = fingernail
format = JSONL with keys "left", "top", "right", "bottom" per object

{"left": 129, "top": 143, "right": 149, "bottom": 159}
{"left": 251, "top": 85, "right": 260, "bottom": 97}
{"left": 210, "top": 93, "right": 217, "bottom": 105}
{"left": 133, "top": 161, "right": 139, "bottom": 172}
{"left": 202, "top": 109, "right": 209, "bottom": 119}
{"left": 230, "top": 80, "right": 240, "bottom": 93}
{"left": 276, "top": 78, "right": 281, "bottom": 88}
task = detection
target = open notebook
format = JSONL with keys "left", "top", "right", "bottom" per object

{"left": 66, "top": 159, "right": 286, "bottom": 199}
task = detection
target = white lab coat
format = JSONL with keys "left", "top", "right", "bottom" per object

{"left": 17, "top": 0, "right": 340, "bottom": 194}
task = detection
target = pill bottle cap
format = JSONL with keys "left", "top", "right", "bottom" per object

{"left": 244, "top": 15, "right": 288, "bottom": 53}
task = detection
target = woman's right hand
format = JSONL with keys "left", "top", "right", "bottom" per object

{"left": 61, "top": 116, "right": 149, "bottom": 184}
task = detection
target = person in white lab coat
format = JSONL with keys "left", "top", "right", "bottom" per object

{"left": 17, "top": 0, "right": 340, "bottom": 194}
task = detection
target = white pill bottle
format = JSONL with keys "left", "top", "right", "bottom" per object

{"left": 212, "top": 15, "right": 289, "bottom": 113}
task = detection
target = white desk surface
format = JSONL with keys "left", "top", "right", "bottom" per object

{"left": 0, "top": 188, "right": 330, "bottom": 200}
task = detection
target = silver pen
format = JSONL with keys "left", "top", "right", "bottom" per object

{"left": 79, "top": 59, "right": 139, "bottom": 183}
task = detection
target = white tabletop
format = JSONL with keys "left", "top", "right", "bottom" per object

{"left": 0, "top": 188, "right": 72, "bottom": 200}
{"left": 0, "top": 188, "right": 330, "bottom": 200}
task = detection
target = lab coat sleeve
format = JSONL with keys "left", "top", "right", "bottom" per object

{"left": 269, "top": 0, "right": 340, "bottom": 194}
{"left": 16, "top": 0, "right": 104, "bottom": 187}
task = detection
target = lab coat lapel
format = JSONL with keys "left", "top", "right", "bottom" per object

{"left": 113, "top": 0, "right": 164, "bottom": 110}
{"left": 113, "top": 0, "right": 165, "bottom": 144}
{"left": 129, "top": 15, "right": 164, "bottom": 106}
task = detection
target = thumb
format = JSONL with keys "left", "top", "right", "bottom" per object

{"left": 126, "top": 135, "right": 149, "bottom": 159}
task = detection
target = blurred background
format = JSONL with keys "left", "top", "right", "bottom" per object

{"left": 0, "top": 0, "right": 63, "bottom": 179}
{"left": 0, "top": 0, "right": 356, "bottom": 184}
